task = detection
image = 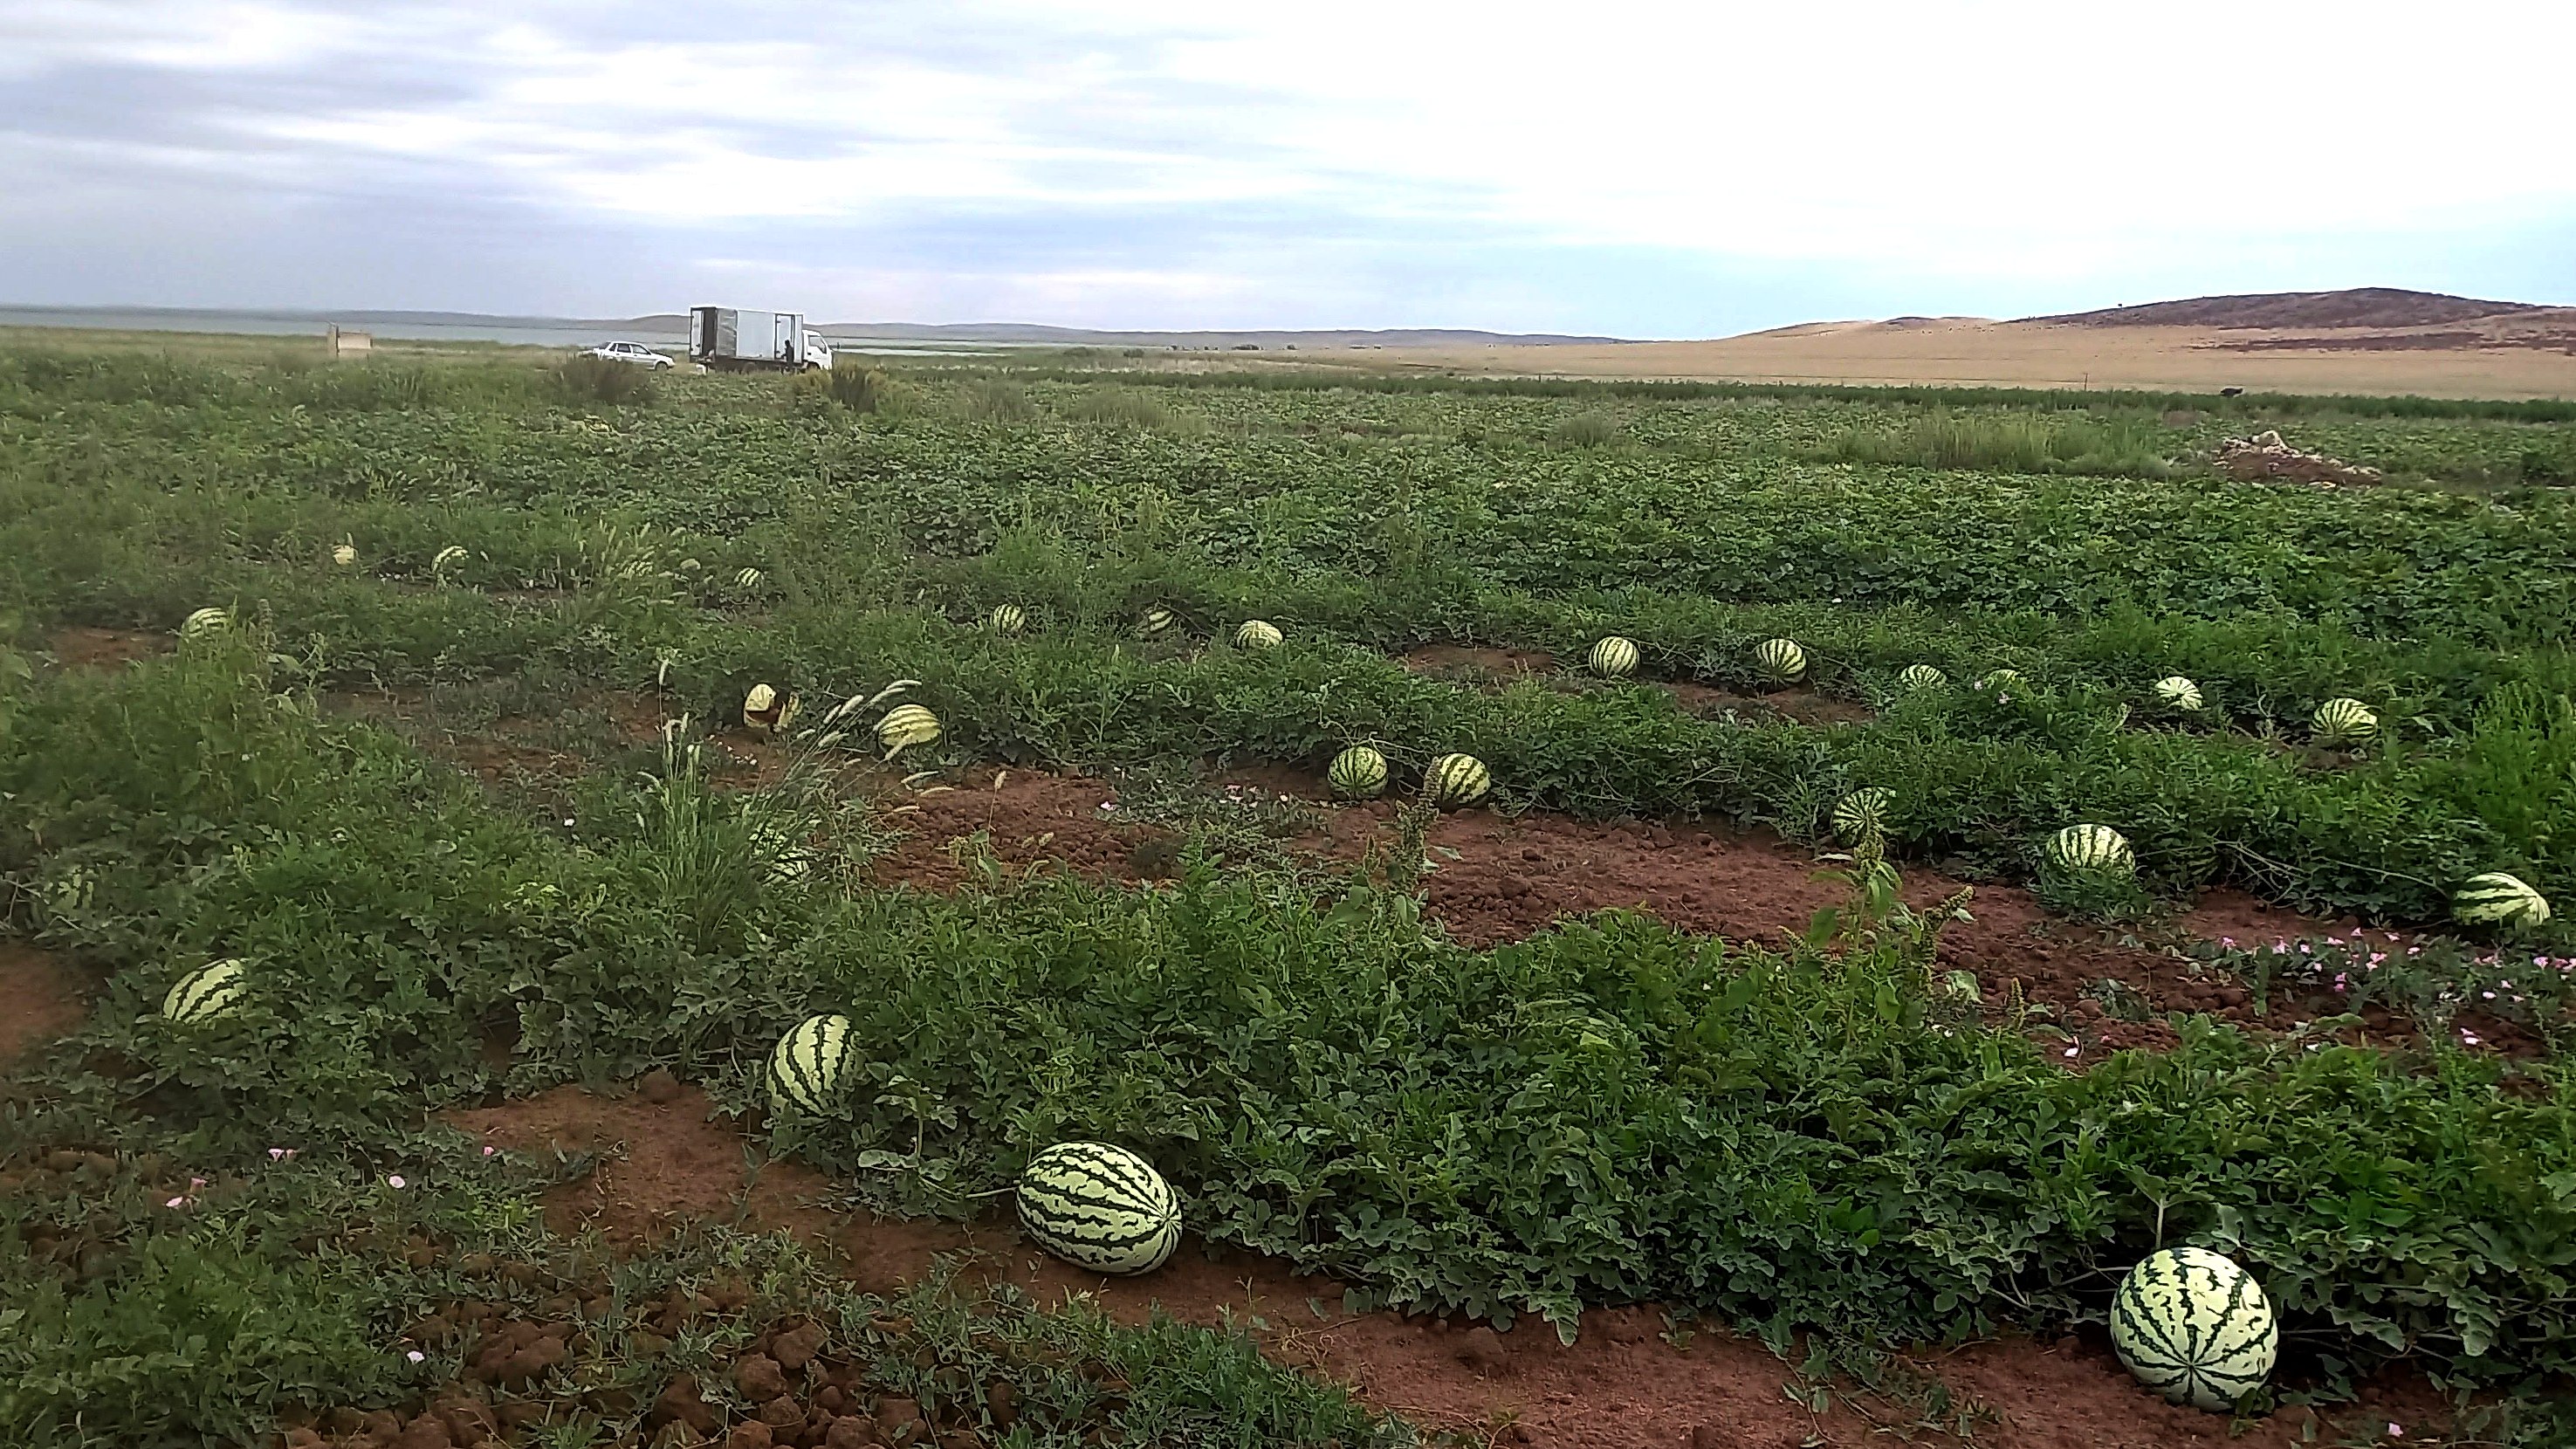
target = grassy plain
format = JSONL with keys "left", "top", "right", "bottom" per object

{"left": 2, "top": 340, "right": 2573, "bottom": 1447}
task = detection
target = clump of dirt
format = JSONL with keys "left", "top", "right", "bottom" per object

{"left": 0, "top": 941, "right": 86, "bottom": 1064}
{"left": 299, "top": 1287, "right": 1040, "bottom": 1449}
{"left": 45, "top": 626, "right": 161, "bottom": 671}
{"left": 1400, "top": 643, "right": 1556, "bottom": 681}
{"left": 2215, "top": 431, "right": 2382, "bottom": 488}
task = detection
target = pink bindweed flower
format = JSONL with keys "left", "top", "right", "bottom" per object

{"left": 165, "top": 1196, "right": 187, "bottom": 1208}
{"left": 2460, "top": 1031, "right": 2482, "bottom": 1047}
{"left": 2064, "top": 1046, "right": 2080, "bottom": 1058}
{"left": 407, "top": 1349, "right": 426, "bottom": 1363}
{"left": 2388, "top": 1425, "right": 2404, "bottom": 1439}
{"left": 189, "top": 1177, "right": 207, "bottom": 1189}
{"left": 483, "top": 1145, "right": 498, "bottom": 1157}
{"left": 2220, "top": 937, "right": 2237, "bottom": 948}
{"left": 385, "top": 1175, "right": 407, "bottom": 1190}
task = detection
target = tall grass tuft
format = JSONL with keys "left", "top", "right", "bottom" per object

{"left": 960, "top": 378, "right": 1037, "bottom": 423}
{"left": 1063, "top": 386, "right": 1204, "bottom": 435}
{"left": 1825, "top": 410, "right": 2175, "bottom": 478}
{"left": 552, "top": 353, "right": 659, "bottom": 407}
{"left": 1545, "top": 410, "right": 1625, "bottom": 450}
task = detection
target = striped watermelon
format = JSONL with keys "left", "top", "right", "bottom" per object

{"left": 162, "top": 958, "right": 248, "bottom": 1023}
{"left": 1423, "top": 752, "right": 1491, "bottom": 808}
{"left": 987, "top": 603, "right": 1026, "bottom": 635}
{"left": 1975, "top": 668, "right": 2025, "bottom": 692}
{"left": 876, "top": 704, "right": 942, "bottom": 758}
{"left": 1234, "top": 620, "right": 1283, "bottom": 649}
{"left": 2312, "top": 697, "right": 2376, "bottom": 746}
{"left": 1587, "top": 636, "right": 1640, "bottom": 678}
{"left": 2111, "top": 1247, "right": 2277, "bottom": 1411}
{"left": 1831, "top": 787, "right": 1893, "bottom": 844}
{"left": 769, "top": 1014, "right": 855, "bottom": 1115}
{"left": 1016, "top": 1142, "right": 1182, "bottom": 1275}
{"left": 734, "top": 567, "right": 764, "bottom": 590}
{"left": 1752, "top": 637, "right": 1806, "bottom": 683}
{"left": 181, "top": 607, "right": 230, "bottom": 640}
{"left": 2153, "top": 676, "right": 2203, "bottom": 711}
{"left": 742, "top": 683, "right": 794, "bottom": 733}
{"left": 1328, "top": 745, "right": 1389, "bottom": 800}
{"left": 1896, "top": 663, "right": 1947, "bottom": 692}
{"left": 2455, "top": 872, "right": 2549, "bottom": 931}
{"left": 2046, "top": 824, "right": 2134, "bottom": 876}
{"left": 1140, "top": 607, "right": 1179, "bottom": 639}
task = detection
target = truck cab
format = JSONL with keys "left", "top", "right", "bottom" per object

{"left": 801, "top": 329, "right": 833, "bottom": 372}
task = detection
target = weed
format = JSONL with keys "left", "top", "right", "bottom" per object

{"left": 552, "top": 354, "right": 657, "bottom": 407}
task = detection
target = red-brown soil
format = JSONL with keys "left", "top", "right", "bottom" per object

{"left": 45, "top": 625, "right": 162, "bottom": 671}
{"left": 443, "top": 1083, "right": 2449, "bottom": 1449}
{"left": 862, "top": 767, "right": 2332, "bottom": 1055}
{"left": 0, "top": 940, "right": 86, "bottom": 1064}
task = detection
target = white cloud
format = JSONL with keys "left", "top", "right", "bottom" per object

{"left": 3, "top": 0, "right": 2573, "bottom": 325}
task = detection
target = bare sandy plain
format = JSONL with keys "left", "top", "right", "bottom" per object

{"left": 1329, "top": 307, "right": 2576, "bottom": 400}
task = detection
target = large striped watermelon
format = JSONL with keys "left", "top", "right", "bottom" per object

{"left": 2455, "top": 872, "right": 2550, "bottom": 931}
{"left": 876, "top": 704, "right": 942, "bottom": 758}
{"left": 1234, "top": 620, "right": 1283, "bottom": 649}
{"left": 769, "top": 1014, "right": 855, "bottom": 1115}
{"left": 1016, "top": 1142, "right": 1182, "bottom": 1275}
{"left": 2312, "top": 697, "right": 2376, "bottom": 746}
{"left": 162, "top": 959, "right": 248, "bottom": 1023}
{"left": 1895, "top": 663, "right": 1947, "bottom": 693}
{"left": 2111, "top": 1246, "right": 2277, "bottom": 1411}
{"left": 2152, "top": 676, "right": 2204, "bottom": 711}
{"left": 1587, "top": 636, "right": 1640, "bottom": 678}
{"left": 1140, "top": 607, "right": 1180, "bottom": 639}
{"left": 1752, "top": 637, "right": 1806, "bottom": 683}
{"left": 2046, "top": 824, "right": 2134, "bottom": 876}
{"left": 1423, "top": 752, "right": 1491, "bottom": 808}
{"left": 1831, "top": 787, "right": 1893, "bottom": 844}
{"left": 1328, "top": 745, "right": 1389, "bottom": 800}
{"left": 987, "top": 603, "right": 1027, "bottom": 635}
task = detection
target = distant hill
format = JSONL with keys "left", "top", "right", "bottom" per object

{"left": 2029, "top": 288, "right": 2545, "bottom": 330}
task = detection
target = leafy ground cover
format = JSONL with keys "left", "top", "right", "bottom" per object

{"left": 3, "top": 342, "right": 2573, "bottom": 1446}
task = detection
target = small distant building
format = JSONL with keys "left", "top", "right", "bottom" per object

{"left": 326, "top": 324, "right": 374, "bottom": 360}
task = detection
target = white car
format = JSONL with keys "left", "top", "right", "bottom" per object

{"left": 580, "top": 340, "right": 673, "bottom": 368}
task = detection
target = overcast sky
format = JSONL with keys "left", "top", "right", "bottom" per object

{"left": 6, "top": 1, "right": 2573, "bottom": 336}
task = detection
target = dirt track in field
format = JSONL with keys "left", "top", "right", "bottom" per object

{"left": 0, "top": 940, "right": 85, "bottom": 1065}
{"left": 446, "top": 1082, "right": 2451, "bottom": 1449}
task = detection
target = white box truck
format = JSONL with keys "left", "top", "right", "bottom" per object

{"left": 688, "top": 306, "right": 835, "bottom": 372}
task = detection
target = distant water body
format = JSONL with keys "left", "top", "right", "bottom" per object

{"left": 0, "top": 306, "right": 999, "bottom": 355}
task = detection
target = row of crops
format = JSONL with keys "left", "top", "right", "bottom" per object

{"left": 3, "top": 347, "right": 2573, "bottom": 1444}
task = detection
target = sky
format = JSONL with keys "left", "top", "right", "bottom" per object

{"left": 5, "top": 0, "right": 2574, "bottom": 338}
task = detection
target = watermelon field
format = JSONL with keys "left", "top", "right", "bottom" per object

{"left": 2, "top": 340, "right": 2573, "bottom": 1448}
